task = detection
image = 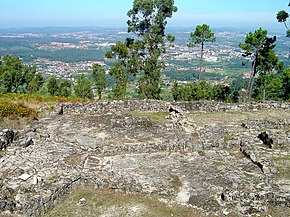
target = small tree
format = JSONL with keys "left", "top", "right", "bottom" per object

{"left": 277, "top": 2, "right": 290, "bottom": 37}
{"left": 106, "top": 40, "right": 138, "bottom": 100}
{"left": 74, "top": 74, "right": 93, "bottom": 99}
{"left": 213, "top": 84, "right": 231, "bottom": 102}
{"left": 127, "top": 0, "right": 178, "bottom": 99}
{"left": 171, "top": 81, "right": 214, "bottom": 101}
{"left": 0, "top": 54, "right": 39, "bottom": 93}
{"left": 92, "top": 64, "right": 106, "bottom": 100}
{"left": 47, "top": 77, "right": 72, "bottom": 97}
{"left": 28, "top": 73, "right": 44, "bottom": 94}
{"left": 47, "top": 76, "right": 60, "bottom": 96}
{"left": 282, "top": 68, "right": 290, "bottom": 100}
{"left": 239, "top": 28, "right": 277, "bottom": 98}
{"left": 59, "top": 80, "right": 72, "bottom": 97}
{"left": 188, "top": 24, "right": 216, "bottom": 81}
{"left": 253, "top": 73, "right": 282, "bottom": 101}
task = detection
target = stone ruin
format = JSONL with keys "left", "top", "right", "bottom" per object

{"left": 0, "top": 100, "right": 290, "bottom": 216}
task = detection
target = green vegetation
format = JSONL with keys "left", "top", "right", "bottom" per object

{"left": 224, "top": 135, "right": 235, "bottom": 144}
{"left": 43, "top": 186, "right": 209, "bottom": 217}
{"left": 277, "top": 3, "right": 290, "bottom": 37}
{"left": 188, "top": 24, "right": 216, "bottom": 81}
{"left": 74, "top": 74, "right": 93, "bottom": 99}
{"left": 92, "top": 64, "right": 106, "bottom": 100}
{"left": 127, "top": 0, "right": 178, "bottom": 99}
{"left": 239, "top": 28, "right": 279, "bottom": 99}
{"left": 172, "top": 26, "right": 290, "bottom": 102}
{"left": 1, "top": 1, "right": 290, "bottom": 102}
{"left": 0, "top": 97, "right": 37, "bottom": 120}
{"left": 0, "top": 54, "right": 44, "bottom": 94}
{"left": 172, "top": 81, "right": 237, "bottom": 102}
{"left": 47, "top": 76, "right": 72, "bottom": 97}
{"left": 0, "top": 93, "right": 87, "bottom": 122}
{"left": 106, "top": 40, "right": 136, "bottom": 100}
{"left": 47, "top": 76, "right": 60, "bottom": 96}
{"left": 282, "top": 68, "right": 290, "bottom": 100}
{"left": 48, "top": 174, "right": 58, "bottom": 182}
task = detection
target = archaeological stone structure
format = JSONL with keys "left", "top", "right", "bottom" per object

{"left": 0, "top": 100, "right": 289, "bottom": 216}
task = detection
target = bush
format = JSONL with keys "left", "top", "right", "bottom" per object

{"left": 0, "top": 98, "right": 36, "bottom": 119}
{"left": 172, "top": 81, "right": 240, "bottom": 102}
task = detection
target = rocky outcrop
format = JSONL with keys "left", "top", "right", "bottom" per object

{"left": 0, "top": 100, "right": 289, "bottom": 216}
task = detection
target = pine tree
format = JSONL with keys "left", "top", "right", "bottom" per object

{"left": 106, "top": 41, "right": 133, "bottom": 100}
{"left": 277, "top": 2, "right": 290, "bottom": 37}
{"left": 92, "top": 64, "right": 106, "bottom": 100}
{"left": 127, "top": 0, "right": 177, "bottom": 99}
{"left": 239, "top": 28, "right": 278, "bottom": 99}
{"left": 74, "top": 74, "right": 93, "bottom": 99}
{"left": 188, "top": 24, "right": 216, "bottom": 81}
{"left": 0, "top": 54, "right": 40, "bottom": 93}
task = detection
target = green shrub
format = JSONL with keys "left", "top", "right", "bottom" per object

{"left": 0, "top": 98, "right": 36, "bottom": 119}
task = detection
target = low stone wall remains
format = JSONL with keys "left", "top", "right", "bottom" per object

{"left": 54, "top": 100, "right": 290, "bottom": 114}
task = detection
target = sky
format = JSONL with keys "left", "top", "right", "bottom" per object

{"left": 0, "top": 0, "right": 288, "bottom": 29}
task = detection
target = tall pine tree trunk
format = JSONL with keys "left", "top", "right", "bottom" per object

{"left": 199, "top": 42, "right": 204, "bottom": 82}
{"left": 247, "top": 57, "right": 257, "bottom": 99}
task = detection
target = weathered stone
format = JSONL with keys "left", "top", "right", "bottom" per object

{"left": 2, "top": 129, "right": 14, "bottom": 145}
{"left": 0, "top": 140, "right": 6, "bottom": 151}
{"left": 77, "top": 198, "right": 86, "bottom": 207}
{"left": 20, "top": 137, "right": 33, "bottom": 148}
{"left": 258, "top": 132, "right": 273, "bottom": 148}
{"left": 31, "top": 176, "right": 38, "bottom": 185}
{"left": 19, "top": 173, "right": 31, "bottom": 181}
{"left": 1, "top": 100, "right": 290, "bottom": 216}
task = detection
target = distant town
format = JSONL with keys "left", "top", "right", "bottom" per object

{"left": 0, "top": 27, "right": 289, "bottom": 86}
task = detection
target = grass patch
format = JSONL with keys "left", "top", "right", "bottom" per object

{"left": 43, "top": 185, "right": 210, "bottom": 217}
{"left": 224, "top": 135, "right": 235, "bottom": 143}
{"left": 272, "top": 155, "right": 290, "bottom": 180}
{"left": 188, "top": 109, "right": 290, "bottom": 127}
{"left": 0, "top": 97, "right": 38, "bottom": 120}
{"left": 212, "top": 161, "right": 225, "bottom": 167}
{"left": 48, "top": 174, "right": 58, "bottom": 182}
{"left": 267, "top": 205, "right": 290, "bottom": 217}
{"left": 191, "top": 132, "right": 199, "bottom": 139}
{"left": 64, "top": 153, "right": 83, "bottom": 166}
{"left": 169, "top": 174, "right": 183, "bottom": 190}
{"left": 130, "top": 110, "right": 170, "bottom": 123}
{"left": 0, "top": 93, "right": 88, "bottom": 122}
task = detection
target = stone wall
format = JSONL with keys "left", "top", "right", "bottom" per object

{"left": 22, "top": 176, "right": 81, "bottom": 217}
{"left": 54, "top": 100, "right": 290, "bottom": 114}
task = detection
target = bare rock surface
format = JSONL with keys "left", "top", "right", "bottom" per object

{"left": 0, "top": 100, "right": 289, "bottom": 216}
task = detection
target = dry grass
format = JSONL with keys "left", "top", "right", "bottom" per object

{"left": 267, "top": 205, "right": 290, "bottom": 217}
{"left": 188, "top": 109, "right": 290, "bottom": 126}
{"left": 272, "top": 154, "right": 290, "bottom": 180}
{"left": 169, "top": 174, "right": 183, "bottom": 190}
{"left": 64, "top": 153, "right": 84, "bottom": 166}
{"left": 43, "top": 185, "right": 211, "bottom": 217}
{"left": 0, "top": 93, "right": 88, "bottom": 127}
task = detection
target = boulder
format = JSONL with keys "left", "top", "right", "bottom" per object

{"left": 0, "top": 140, "right": 6, "bottom": 151}
{"left": 20, "top": 137, "right": 33, "bottom": 148}
{"left": 258, "top": 132, "right": 273, "bottom": 148}
{"left": 2, "top": 129, "right": 14, "bottom": 145}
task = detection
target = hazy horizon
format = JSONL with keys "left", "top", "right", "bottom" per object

{"left": 0, "top": 0, "right": 288, "bottom": 30}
